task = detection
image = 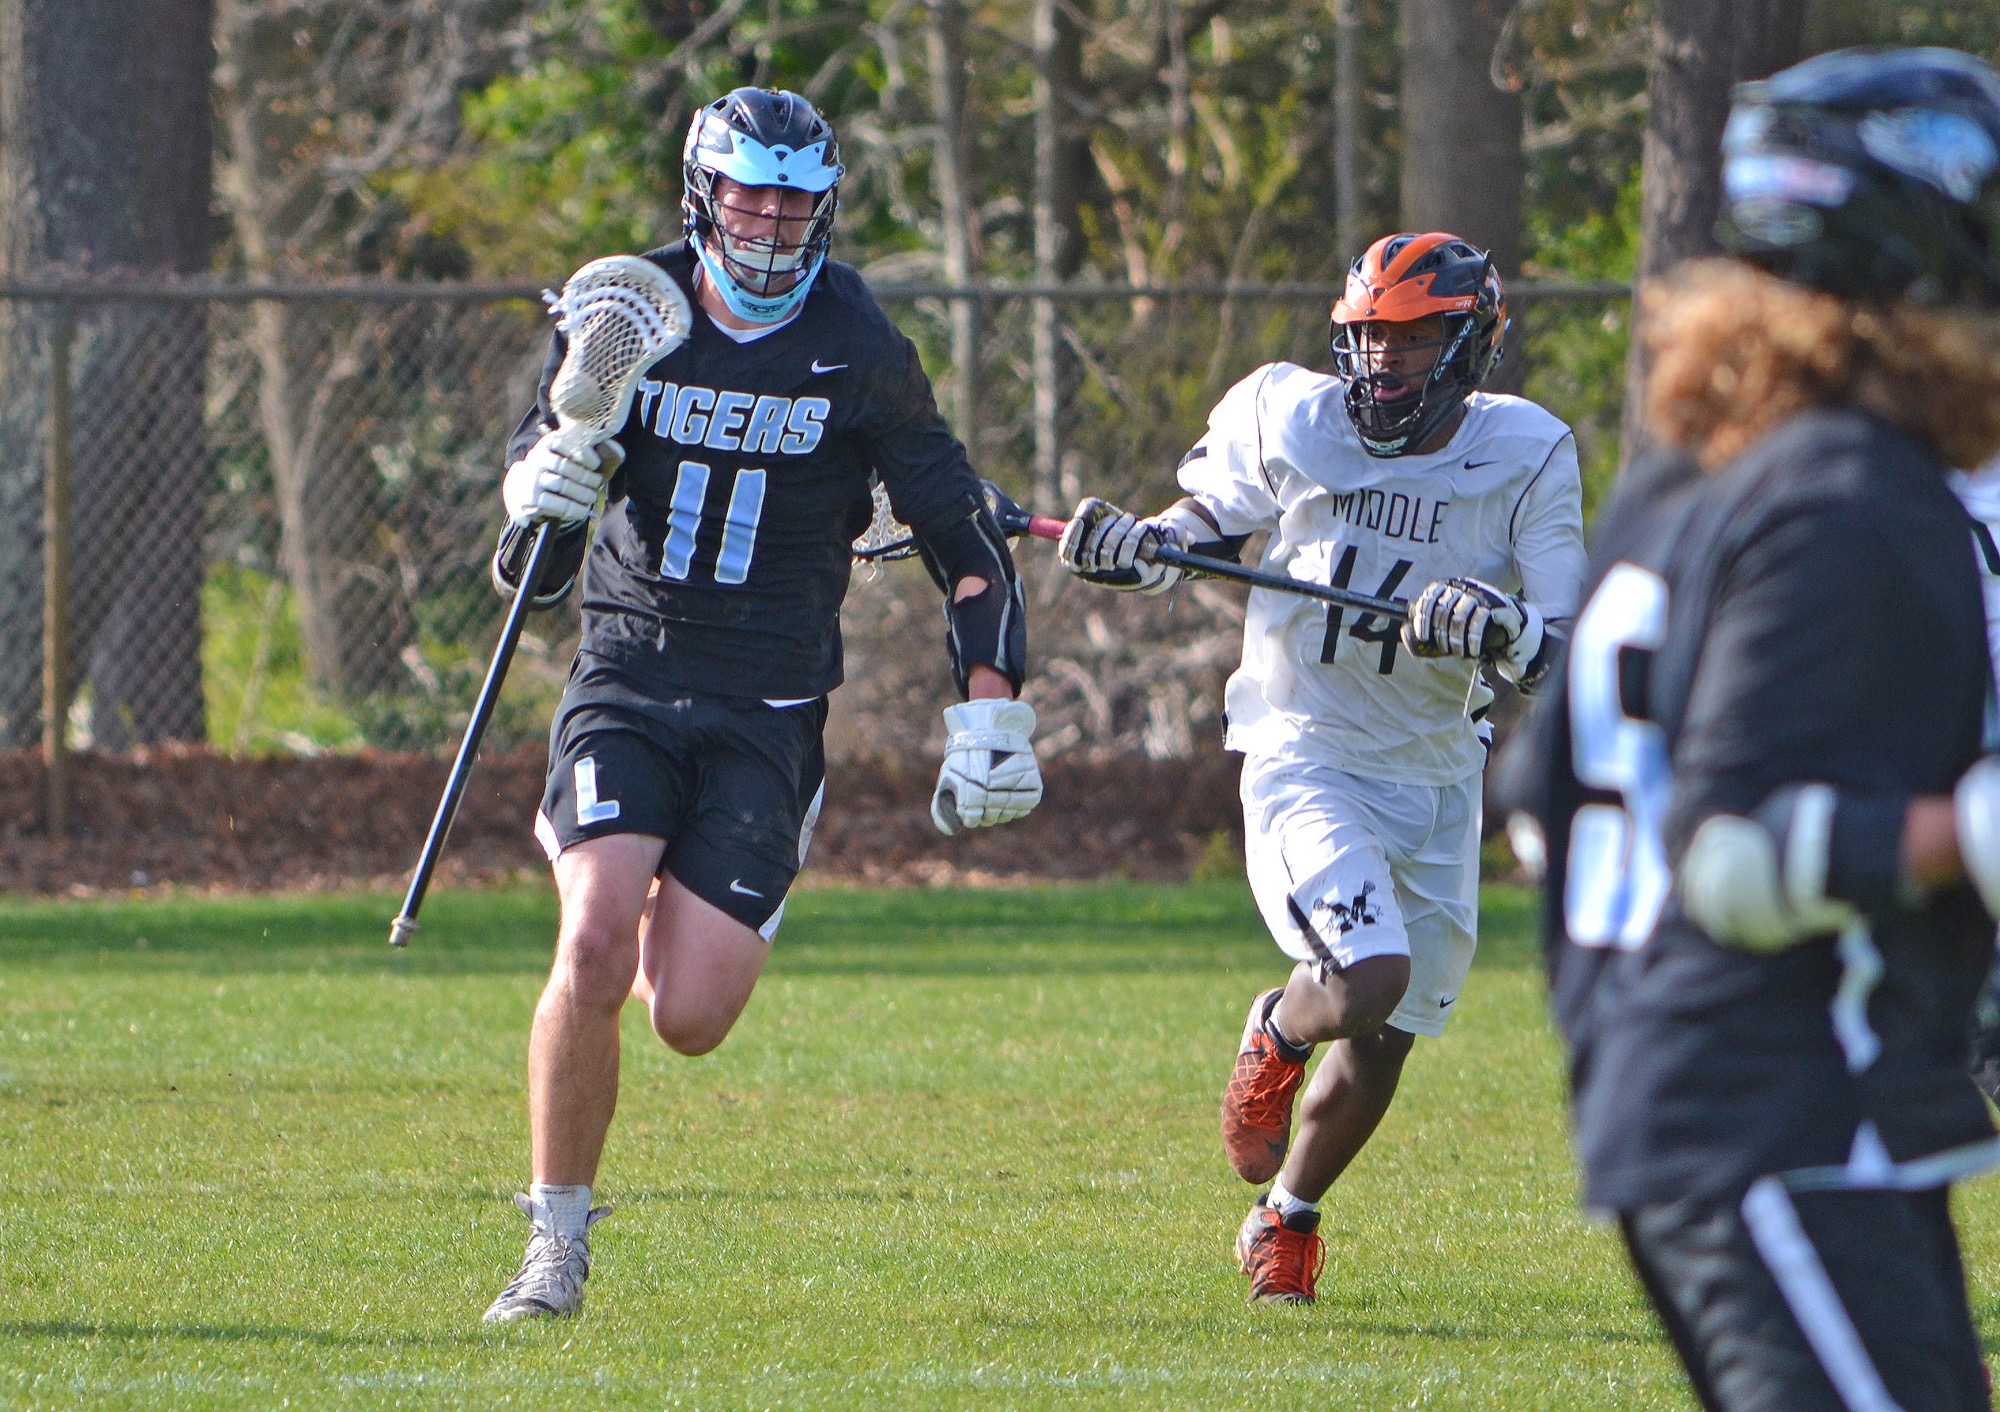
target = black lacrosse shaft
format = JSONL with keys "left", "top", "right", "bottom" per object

{"left": 1146, "top": 543, "right": 1408, "bottom": 618}
{"left": 389, "top": 522, "right": 556, "bottom": 947}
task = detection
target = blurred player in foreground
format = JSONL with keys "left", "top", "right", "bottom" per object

{"left": 1497, "top": 47, "right": 2000, "bottom": 1410}
{"left": 1060, "top": 235, "right": 1586, "bottom": 1303}
{"left": 481, "top": 88, "right": 1041, "bottom": 1321}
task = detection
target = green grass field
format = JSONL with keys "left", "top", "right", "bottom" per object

{"left": 0, "top": 880, "right": 1994, "bottom": 1409}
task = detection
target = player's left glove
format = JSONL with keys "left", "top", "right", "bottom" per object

{"left": 1058, "top": 498, "right": 1185, "bottom": 595}
{"left": 932, "top": 698, "right": 1043, "bottom": 836}
{"left": 1403, "top": 577, "right": 1544, "bottom": 673}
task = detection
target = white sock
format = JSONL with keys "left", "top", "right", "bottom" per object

{"left": 530, "top": 1182, "right": 594, "bottom": 1239}
{"left": 1268, "top": 1178, "right": 1319, "bottom": 1220}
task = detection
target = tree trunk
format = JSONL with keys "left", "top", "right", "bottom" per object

{"left": 215, "top": 0, "right": 412, "bottom": 702}
{"left": 925, "top": 0, "right": 982, "bottom": 452}
{"left": 1618, "top": 0, "right": 1805, "bottom": 465}
{"left": 1334, "top": 0, "right": 1367, "bottom": 265}
{"left": 1031, "top": 0, "right": 1088, "bottom": 513}
{"left": 1399, "top": 0, "right": 1522, "bottom": 281}
{"left": 0, "top": 0, "right": 213, "bottom": 749}
{"left": 87, "top": 0, "right": 214, "bottom": 749}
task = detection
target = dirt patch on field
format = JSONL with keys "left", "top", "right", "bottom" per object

{"left": 0, "top": 746, "right": 1245, "bottom": 896}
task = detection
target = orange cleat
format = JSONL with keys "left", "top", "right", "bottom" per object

{"left": 1221, "top": 988, "right": 1310, "bottom": 1183}
{"left": 1236, "top": 1195, "right": 1325, "bottom": 1305}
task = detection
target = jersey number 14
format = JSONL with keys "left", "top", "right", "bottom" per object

{"left": 1318, "top": 546, "right": 1413, "bottom": 674}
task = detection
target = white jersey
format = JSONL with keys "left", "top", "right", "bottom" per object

{"left": 1181, "top": 363, "right": 1587, "bottom": 786}
{"left": 1949, "top": 459, "right": 2000, "bottom": 685}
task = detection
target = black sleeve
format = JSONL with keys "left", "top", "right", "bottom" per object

{"left": 856, "top": 333, "right": 987, "bottom": 539}
{"left": 1663, "top": 501, "right": 1905, "bottom": 897}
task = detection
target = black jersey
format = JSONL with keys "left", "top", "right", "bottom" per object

{"left": 508, "top": 243, "right": 989, "bottom": 701}
{"left": 1495, "top": 408, "right": 1998, "bottom": 1212}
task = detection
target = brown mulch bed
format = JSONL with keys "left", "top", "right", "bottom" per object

{"left": 0, "top": 746, "right": 1244, "bottom": 896}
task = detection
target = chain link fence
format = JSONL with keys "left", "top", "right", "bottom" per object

{"left": 0, "top": 277, "right": 1629, "bottom": 798}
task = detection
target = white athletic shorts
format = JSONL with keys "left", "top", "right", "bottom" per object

{"left": 1240, "top": 752, "right": 1482, "bottom": 1038}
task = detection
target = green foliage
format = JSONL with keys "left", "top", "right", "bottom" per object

{"left": 201, "top": 564, "right": 565, "bottom": 757}
{"left": 1522, "top": 171, "right": 1641, "bottom": 518}
{"left": 0, "top": 880, "right": 1710, "bottom": 1407}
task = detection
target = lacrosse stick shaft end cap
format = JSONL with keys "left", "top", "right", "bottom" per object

{"left": 388, "top": 915, "right": 420, "bottom": 949}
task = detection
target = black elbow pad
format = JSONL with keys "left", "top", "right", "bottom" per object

{"left": 491, "top": 519, "right": 589, "bottom": 609}
{"left": 945, "top": 575, "right": 1028, "bottom": 697}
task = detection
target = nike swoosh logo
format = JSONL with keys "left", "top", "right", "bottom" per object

{"left": 810, "top": 359, "right": 847, "bottom": 374}
{"left": 728, "top": 880, "right": 764, "bottom": 898}
{"left": 1463, "top": 460, "right": 1498, "bottom": 471}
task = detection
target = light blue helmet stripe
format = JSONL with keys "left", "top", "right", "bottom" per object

{"left": 696, "top": 128, "right": 842, "bottom": 194}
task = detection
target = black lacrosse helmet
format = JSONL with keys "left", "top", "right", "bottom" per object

{"left": 1330, "top": 232, "right": 1508, "bottom": 458}
{"left": 1719, "top": 47, "right": 2000, "bottom": 306}
{"left": 682, "top": 87, "right": 844, "bottom": 323}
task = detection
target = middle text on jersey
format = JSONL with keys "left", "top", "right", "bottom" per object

{"left": 1326, "top": 489, "right": 1447, "bottom": 544}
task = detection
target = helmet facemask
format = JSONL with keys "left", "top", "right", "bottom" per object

{"left": 1333, "top": 312, "right": 1489, "bottom": 457}
{"left": 681, "top": 88, "right": 844, "bottom": 323}
{"left": 686, "top": 166, "right": 838, "bottom": 299}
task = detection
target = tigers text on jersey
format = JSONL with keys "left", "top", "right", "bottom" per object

{"left": 1496, "top": 411, "right": 1998, "bottom": 1213}
{"left": 1181, "top": 363, "right": 1586, "bottom": 785}
{"left": 508, "top": 242, "right": 986, "bottom": 701}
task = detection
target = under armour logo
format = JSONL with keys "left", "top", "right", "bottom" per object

{"left": 1324, "top": 880, "right": 1381, "bottom": 936}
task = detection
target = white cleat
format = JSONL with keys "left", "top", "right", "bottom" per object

{"left": 482, "top": 1192, "right": 610, "bottom": 1323}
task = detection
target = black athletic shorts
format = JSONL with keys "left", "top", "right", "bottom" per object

{"left": 537, "top": 653, "right": 827, "bottom": 936}
{"left": 1620, "top": 1178, "right": 1988, "bottom": 1412}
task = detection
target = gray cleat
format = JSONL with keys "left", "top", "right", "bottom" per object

{"left": 482, "top": 1192, "right": 611, "bottom": 1323}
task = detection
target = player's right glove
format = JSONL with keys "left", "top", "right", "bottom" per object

{"left": 502, "top": 430, "right": 625, "bottom": 527}
{"left": 1058, "top": 498, "right": 1186, "bottom": 594}
{"left": 932, "top": 698, "right": 1043, "bottom": 836}
{"left": 1679, "top": 784, "right": 1858, "bottom": 953}
{"left": 1955, "top": 756, "right": 2000, "bottom": 922}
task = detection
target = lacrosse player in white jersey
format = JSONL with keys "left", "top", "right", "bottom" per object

{"left": 1061, "top": 232, "right": 1585, "bottom": 1304}
{"left": 1950, "top": 455, "right": 2000, "bottom": 1105}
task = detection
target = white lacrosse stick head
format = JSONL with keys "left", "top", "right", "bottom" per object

{"left": 546, "top": 255, "right": 694, "bottom": 453}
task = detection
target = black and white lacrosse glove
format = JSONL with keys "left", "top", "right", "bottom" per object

{"left": 502, "top": 430, "right": 625, "bottom": 527}
{"left": 932, "top": 699, "right": 1044, "bottom": 836}
{"left": 1679, "top": 784, "right": 1859, "bottom": 953}
{"left": 1058, "top": 498, "right": 1211, "bottom": 595}
{"left": 1402, "top": 577, "right": 1545, "bottom": 680}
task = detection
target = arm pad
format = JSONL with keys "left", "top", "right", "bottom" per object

{"left": 915, "top": 494, "right": 1028, "bottom": 695}
{"left": 491, "top": 518, "right": 590, "bottom": 610}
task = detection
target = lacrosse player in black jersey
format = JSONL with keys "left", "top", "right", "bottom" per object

{"left": 1496, "top": 48, "right": 2000, "bottom": 1411}
{"left": 480, "top": 88, "right": 1041, "bottom": 1322}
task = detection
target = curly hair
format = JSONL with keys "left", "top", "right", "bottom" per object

{"left": 1641, "top": 260, "right": 2000, "bottom": 472}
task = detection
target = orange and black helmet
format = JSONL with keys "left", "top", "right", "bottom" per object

{"left": 1329, "top": 232, "right": 1507, "bottom": 457}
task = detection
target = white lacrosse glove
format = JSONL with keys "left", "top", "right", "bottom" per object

{"left": 1402, "top": 576, "right": 1544, "bottom": 675}
{"left": 502, "top": 431, "right": 625, "bottom": 527}
{"left": 932, "top": 698, "right": 1044, "bottom": 836}
{"left": 1058, "top": 497, "right": 1189, "bottom": 595}
{"left": 1956, "top": 756, "right": 2000, "bottom": 921}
